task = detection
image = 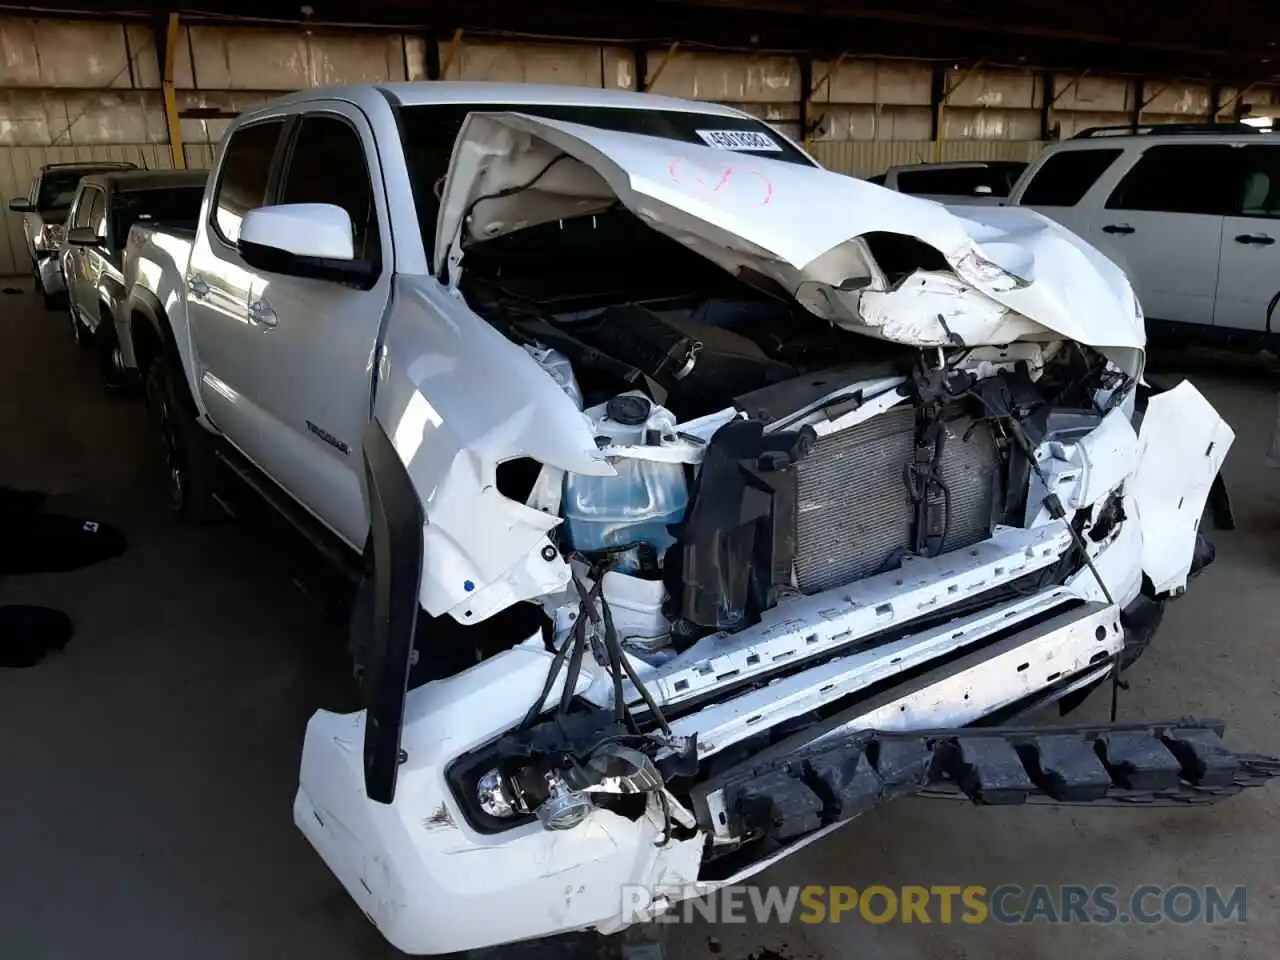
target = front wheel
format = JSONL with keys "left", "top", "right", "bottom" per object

{"left": 67, "top": 297, "right": 90, "bottom": 350}
{"left": 95, "top": 320, "right": 132, "bottom": 394}
{"left": 143, "top": 357, "right": 222, "bottom": 523}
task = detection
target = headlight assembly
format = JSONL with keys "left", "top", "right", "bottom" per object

{"left": 955, "top": 250, "right": 1030, "bottom": 292}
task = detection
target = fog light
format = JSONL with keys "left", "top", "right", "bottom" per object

{"left": 476, "top": 768, "right": 520, "bottom": 819}
{"left": 536, "top": 775, "right": 592, "bottom": 831}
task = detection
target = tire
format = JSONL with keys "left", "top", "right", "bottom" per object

{"left": 143, "top": 357, "right": 222, "bottom": 523}
{"left": 67, "top": 298, "right": 90, "bottom": 350}
{"left": 95, "top": 317, "right": 132, "bottom": 395}
{"left": 34, "top": 266, "right": 53, "bottom": 311}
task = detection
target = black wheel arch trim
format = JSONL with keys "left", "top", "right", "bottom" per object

{"left": 127, "top": 289, "right": 200, "bottom": 419}
{"left": 360, "top": 417, "right": 425, "bottom": 805}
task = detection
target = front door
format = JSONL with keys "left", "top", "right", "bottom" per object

{"left": 1087, "top": 143, "right": 1239, "bottom": 328}
{"left": 1214, "top": 144, "right": 1280, "bottom": 334}
{"left": 238, "top": 105, "right": 393, "bottom": 547}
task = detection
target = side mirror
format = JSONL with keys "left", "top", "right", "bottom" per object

{"left": 8, "top": 197, "right": 33, "bottom": 213}
{"left": 67, "top": 226, "right": 103, "bottom": 247}
{"left": 238, "top": 203, "right": 376, "bottom": 288}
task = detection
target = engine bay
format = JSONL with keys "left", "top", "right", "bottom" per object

{"left": 423, "top": 209, "right": 1136, "bottom": 684}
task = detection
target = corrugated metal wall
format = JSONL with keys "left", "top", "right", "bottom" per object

{"left": 809, "top": 139, "right": 1047, "bottom": 177}
{"left": 0, "top": 16, "right": 1275, "bottom": 273}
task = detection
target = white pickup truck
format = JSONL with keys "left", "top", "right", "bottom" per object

{"left": 123, "top": 82, "right": 1268, "bottom": 955}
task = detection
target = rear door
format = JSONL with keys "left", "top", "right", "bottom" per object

{"left": 186, "top": 117, "right": 290, "bottom": 456}
{"left": 1213, "top": 144, "right": 1280, "bottom": 334}
{"left": 79, "top": 186, "right": 110, "bottom": 335}
{"left": 65, "top": 185, "right": 104, "bottom": 326}
{"left": 1088, "top": 144, "right": 1240, "bottom": 328}
{"left": 239, "top": 105, "right": 393, "bottom": 547}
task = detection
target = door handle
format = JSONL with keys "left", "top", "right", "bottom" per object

{"left": 248, "top": 299, "right": 278, "bottom": 328}
{"left": 1234, "top": 233, "right": 1276, "bottom": 245}
{"left": 1101, "top": 223, "right": 1136, "bottom": 235}
{"left": 187, "top": 274, "right": 210, "bottom": 298}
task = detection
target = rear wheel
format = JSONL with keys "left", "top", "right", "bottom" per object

{"left": 143, "top": 356, "right": 222, "bottom": 522}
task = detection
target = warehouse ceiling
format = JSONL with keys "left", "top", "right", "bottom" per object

{"left": 6, "top": 0, "right": 1280, "bottom": 82}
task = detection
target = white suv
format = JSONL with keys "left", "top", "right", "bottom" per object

{"left": 1008, "top": 123, "right": 1280, "bottom": 343}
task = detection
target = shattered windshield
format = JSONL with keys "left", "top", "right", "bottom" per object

{"left": 396, "top": 102, "right": 815, "bottom": 262}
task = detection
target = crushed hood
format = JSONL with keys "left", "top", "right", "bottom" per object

{"left": 436, "top": 112, "right": 1144, "bottom": 370}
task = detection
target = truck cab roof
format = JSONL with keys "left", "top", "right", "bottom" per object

{"left": 77, "top": 169, "right": 208, "bottom": 194}
{"left": 232, "top": 80, "right": 762, "bottom": 126}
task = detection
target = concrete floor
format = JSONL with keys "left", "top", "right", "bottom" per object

{"left": 2, "top": 284, "right": 1278, "bottom": 960}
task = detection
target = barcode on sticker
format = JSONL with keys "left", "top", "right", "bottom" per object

{"left": 695, "top": 129, "right": 782, "bottom": 152}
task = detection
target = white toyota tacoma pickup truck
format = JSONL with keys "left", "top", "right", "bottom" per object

{"left": 123, "top": 82, "right": 1272, "bottom": 955}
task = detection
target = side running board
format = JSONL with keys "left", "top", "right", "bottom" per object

{"left": 694, "top": 720, "right": 1280, "bottom": 843}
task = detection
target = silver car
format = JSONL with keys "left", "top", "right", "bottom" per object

{"left": 7, "top": 160, "right": 137, "bottom": 309}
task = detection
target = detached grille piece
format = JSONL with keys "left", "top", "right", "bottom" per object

{"left": 794, "top": 405, "right": 1000, "bottom": 594}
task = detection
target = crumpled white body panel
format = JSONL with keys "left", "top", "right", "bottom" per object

{"left": 1131, "top": 381, "right": 1234, "bottom": 594}
{"left": 295, "top": 644, "right": 705, "bottom": 955}
{"left": 396, "top": 112, "right": 1159, "bottom": 619}
{"left": 374, "top": 278, "right": 613, "bottom": 621}
{"left": 435, "top": 112, "right": 1144, "bottom": 368}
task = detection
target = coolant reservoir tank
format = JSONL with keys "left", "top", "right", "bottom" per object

{"left": 561, "top": 392, "right": 689, "bottom": 571}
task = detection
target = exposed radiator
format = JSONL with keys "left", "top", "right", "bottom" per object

{"left": 794, "top": 405, "right": 1001, "bottom": 594}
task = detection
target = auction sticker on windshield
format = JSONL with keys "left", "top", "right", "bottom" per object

{"left": 695, "top": 129, "right": 783, "bottom": 152}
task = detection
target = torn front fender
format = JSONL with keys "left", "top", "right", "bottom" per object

{"left": 373, "top": 276, "right": 612, "bottom": 622}
{"left": 1131, "top": 381, "right": 1234, "bottom": 596}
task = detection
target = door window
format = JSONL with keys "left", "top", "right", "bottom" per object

{"left": 86, "top": 188, "right": 107, "bottom": 236}
{"left": 211, "top": 119, "right": 286, "bottom": 244}
{"left": 1105, "top": 145, "right": 1240, "bottom": 215}
{"left": 1019, "top": 149, "right": 1122, "bottom": 206}
{"left": 278, "top": 114, "right": 380, "bottom": 264}
{"left": 70, "top": 187, "right": 97, "bottom": 229}
{"left": 1234, "top": 145, "right": 1280, "bottom": 218}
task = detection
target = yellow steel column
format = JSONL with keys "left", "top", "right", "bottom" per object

{"left": 163, "top": 12, "right": 185, "bottom": 169}
{"left": 439, "top": 28, "right": 464, "bottom": 79}
{"left": 644, "top": 42, "right": 680, "bottom": 92}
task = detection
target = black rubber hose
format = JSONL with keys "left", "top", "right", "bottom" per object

{"left": 558, "top": 612, "right": 589, "bottom": 714}
{"left": 582, "top": 575, "right": 629, "bottom": 726}
{"left": 520, "top": 618, "right": 574, "bottom": 729}
{"left": 602, "top": 597, "right": 673, "bottom": 736}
